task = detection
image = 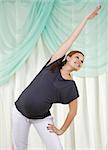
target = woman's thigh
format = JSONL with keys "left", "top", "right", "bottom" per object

{"left": 32, "top": 116, "right": 63, "bottom": 150}
{"left": 11, "top": 105, "right": 31, "bottom": 150}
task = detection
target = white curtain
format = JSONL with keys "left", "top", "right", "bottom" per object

{"left": 0, "top": 36, "right": 108, "bottom": 150}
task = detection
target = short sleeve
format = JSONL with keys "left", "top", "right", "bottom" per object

{"left": 36, "top": 55, "right": 65, "bottom": 78}
{"left": 59, "top": 81, "right": 79, "bottom": 104}
{"left": 45, "top": 55, "right": 65, "bottom": 68}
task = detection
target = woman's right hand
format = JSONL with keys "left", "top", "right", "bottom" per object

{"left": 85, "top": 5, "right": 101, "bottom": 20}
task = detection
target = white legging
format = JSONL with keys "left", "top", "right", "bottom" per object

{"left": 11, "top": 105, "right": 63, "bottom": 150}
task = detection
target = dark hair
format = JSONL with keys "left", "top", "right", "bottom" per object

{"left": 50, "top": 50, "right": 84, "bottom": 72}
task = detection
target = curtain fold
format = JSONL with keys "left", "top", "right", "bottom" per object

{"left": 0, "top": 0, "right": 108, "bottom": 85}
{"left": 0, "top": 0, "right": 55, "bottom": 85}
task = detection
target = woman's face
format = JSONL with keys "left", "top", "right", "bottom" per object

{"left": 67, "top": 53, "right": 84, "bottom": 71}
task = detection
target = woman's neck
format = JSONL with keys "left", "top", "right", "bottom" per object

{"left": 60, "top": 66, "right": 73, "bottom": 80}
{"left": 61, "top": 63, "right": 74, "bottom": 74}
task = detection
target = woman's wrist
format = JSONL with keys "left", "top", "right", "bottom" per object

{"left": 83, "top": 16, "right": 89, "bottom": 22}
{"left": 59, "top": 128, "right": 65, "bottom": 135}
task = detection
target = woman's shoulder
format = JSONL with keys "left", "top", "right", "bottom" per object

{"left": 46, "top": 55, "right": 65, "bottom": 67}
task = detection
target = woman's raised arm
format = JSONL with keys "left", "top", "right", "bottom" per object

{"left": 48, "top": 5, "right": 101, "bottom": 64}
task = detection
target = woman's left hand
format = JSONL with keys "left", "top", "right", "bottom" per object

{"left": 47, "top": 124, "right": 63, "bottom": 135}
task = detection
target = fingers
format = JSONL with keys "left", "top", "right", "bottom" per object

{"left": 96, "top": 5, "right": 101, "bottom": 10}
{"left": 95, "top": 5, "right": 101, "bottom": 13}
{"left": 86, "top": 4, "right": 101, "bottom": 20}
{"left": 91, "top": 5, "right": 101, "bottom": 15}
{"left": 47, "top": 124, "right": 54, "bottom": 132}
{"left": 89, "top": 5, "right": 100, "bottom": 18}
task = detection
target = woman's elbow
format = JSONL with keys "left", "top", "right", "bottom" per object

{"left": 69, "top": 109, "right": 77, "bottom": 117}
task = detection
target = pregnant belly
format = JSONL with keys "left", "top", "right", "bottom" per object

{"left": 24, "top": 100, "right": 52, "bottom": 115}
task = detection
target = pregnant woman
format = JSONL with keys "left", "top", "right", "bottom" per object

{"left": 12, "top": 5, "right": 101, "bottom": 150}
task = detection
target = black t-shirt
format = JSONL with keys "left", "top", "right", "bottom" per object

{"left": 15, "top": 55, "right": 79, "bottom": 119}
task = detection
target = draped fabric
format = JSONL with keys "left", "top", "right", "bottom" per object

{"left": 0, "top": 0, "right": 108, "bottom": 85}
{"left": 0, "top": 37, "right": 108, "bottom": 149}
{"left": 0, "top": 0, "right": 55, "bottom": 85}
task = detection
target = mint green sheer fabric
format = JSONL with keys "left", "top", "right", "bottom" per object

{"left": 0, "top": 0, "right": 108, "bottom": 85}
{"left": 0, "top": 0, "right": 55, "bottom": 85}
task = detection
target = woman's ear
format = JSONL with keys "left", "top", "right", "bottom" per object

{"left": 66, "top": 56, "right": 71, "bottom": 62}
